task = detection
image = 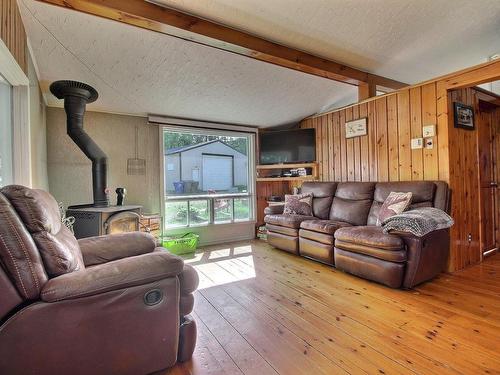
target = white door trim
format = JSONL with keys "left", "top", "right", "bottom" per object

{"left": 0, "top": 39, "right": 31, "bottom": 187}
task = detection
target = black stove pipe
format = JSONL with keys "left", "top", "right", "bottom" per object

{"left": 50, "top": 81, "right": 109, "bottom": 207}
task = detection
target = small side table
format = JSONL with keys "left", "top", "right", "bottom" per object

{"left": 140, "top": 214, "right": 161, "bottom": 239}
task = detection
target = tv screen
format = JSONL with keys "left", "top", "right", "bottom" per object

{"left": 259, "top": 128, "right": 316, "bottom": 165}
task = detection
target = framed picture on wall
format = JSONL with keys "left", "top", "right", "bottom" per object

{"left": 345, "top": 117, "right": 368, "bottom": 138}
{"left": 453, "top": 102, "right": 474, "bottom": 130}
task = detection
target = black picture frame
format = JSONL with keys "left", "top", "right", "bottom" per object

{"left": 453, "top": 102, "right": 474, "bottom": 130}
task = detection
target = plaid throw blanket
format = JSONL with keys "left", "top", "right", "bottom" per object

{"left": 382, "top": 207, "right": 454, "bottom": 237}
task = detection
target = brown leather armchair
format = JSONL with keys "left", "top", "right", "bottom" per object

{"left": 0, "top": 185, "right": 198, "bottom": 375}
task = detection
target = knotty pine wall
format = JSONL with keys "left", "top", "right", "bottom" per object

{"left": 296, "top": 81, "right": 500, "bottom": 273}
{"left": 256, "top": 84, "right": 442, "bottom": 226}
{"left": 0, "top": 0, "right": 27, "bottom": 73}
{"left": 299, "top": 82, "right": 443, "bottom": 183}
{"left": 447, "top": 87, "right": 499, "bottom": 270}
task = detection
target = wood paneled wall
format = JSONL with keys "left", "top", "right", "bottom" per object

{"left": 447, "top": 88, "right": 480, "bottom": 270}
{"left": 447, "top": 88, "right": 500, "bottom": 270}
{"left": 300, "top": 83, "right": 445, "bottom": 183}
{"left": 0, "top": 0, "right": 27, "bottom": 72}
{"left": 296, "top": 80, "right": 500, "bottom": 272}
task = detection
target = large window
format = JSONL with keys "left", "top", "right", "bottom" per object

{"left": 163, "top": 127, "right": 255, "bottom": 228}
{"left": 0, "top": 74, "right": 13, "bottom": 187}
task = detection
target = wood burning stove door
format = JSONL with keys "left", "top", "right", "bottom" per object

{"left": 104, "top": 211, "right": 141, "bottom": 235}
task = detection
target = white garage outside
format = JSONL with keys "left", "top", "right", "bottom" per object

{"left": 165, "top": 140, "right": 248, "bottom": 194}
{"left": 202, "top": 154, "right": 233, "bottom": 191}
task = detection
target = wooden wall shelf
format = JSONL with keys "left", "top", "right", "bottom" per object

{"left": 256, "top": 162, "right": 318, "bottom": 170}
{"left": 256, "top": 163, "right": 318, "bottom": 225}
{"left": 256, "top": 162, "right": 318, "bottom": 182}
{"left": 256, "top": 176, "right": 317, "bottom": 182}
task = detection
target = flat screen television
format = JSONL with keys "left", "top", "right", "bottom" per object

{"left": 259, "top": 128, "right": 316, "bottom": 165}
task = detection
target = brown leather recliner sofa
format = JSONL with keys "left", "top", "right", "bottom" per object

{"left": 265, "top": 181, "right": 450, "bottom": 288}
{"left": 0, "top": 185, "right": 198, "bottom": 375}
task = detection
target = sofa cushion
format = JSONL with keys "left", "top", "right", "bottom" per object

{"left": 302, "top": 182, "right": 337, "bottom": 219}
{"left": 0, "top": 192, "right": 48, "bottom": 300}
{"left": 267, "top": 231, "right": 299, "bottom": 254}
{"left": 1, "top": 185, "right": 85, "bottom": 277}
{"left": 299, "top": 237, "right": 335, "bottom": 265}
{"left": 368, "top": 181, "right": 436, "bottom": 225}
{"left": 266, "top": 224, "right": 299, "bottom": 237}
{"left": 299, "top": 229, "right": 334, "bottom": 245}
{"left": 283, "top": 193, "right": 313, "bottom": 216}
{"left": 300, "top": 219, "right": 351, "bottom": 235}
{"left": 264, "top": 214, "right": 315, "bottom": 229}
{"left": 334, "top": 240, "right": 407, "bottom": 262}
{"left": 329, "top": 182, "right": 375, "bottom": 226}
{"left": 334, "top": 226, "right": 404, "bottom": 251}
{"left": 334, "top": 248, "right": 405, "bottom": 288}
{"left": 334, "top": 226, "right": 406, "bottom": 263}
{"left": 377, "top": 191, "right": 413, "bottom": 225}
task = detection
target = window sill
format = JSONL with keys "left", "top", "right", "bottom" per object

{"left": 165, "top": 220, "right": 255, "bottom": 230}
{"left": 165, "top": 193, "right": 250, "bottom": 200}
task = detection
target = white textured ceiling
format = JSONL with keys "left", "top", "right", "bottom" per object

{"left": 19, "top": 0, "right": 500, "bottom": 127}
{"left": 154, "top": 0, "right": 500, "bottom": 84}
{"left": 19, "top": 0, "right": 357, "bottom": 127}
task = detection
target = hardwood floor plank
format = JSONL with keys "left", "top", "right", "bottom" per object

{"left": 236, "top": 243, "right": 500, "bottom": 372}
{"left": 230, "top": 253, "right": 488, "bottom": 373}
{"left": 200, "top": 287, "right": 349, "bottom": 375}
{"left": 223, "top": 281, "right": 418, "bottom": 375}
{"left": 194, "top": 293, "right": 277, "bottom": 375}
{"left": 227, "top": 279, "right": 456, "bottom": 375}
{"left": 165, "top": 240, "right": 500, "bottom": 375}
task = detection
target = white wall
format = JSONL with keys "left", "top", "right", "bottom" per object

{"left": 46, "top": 108, "right": 160, "bottom": 212}
{"left": 28, "top": 52, "right": 48, "bottom": 190}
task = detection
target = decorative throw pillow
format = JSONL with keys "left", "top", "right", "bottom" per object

{"left": 283, "top": 193, "right": 313, "bottom": 216}
{"left": 377, "top": 192, "right": 413, "bottom": 225}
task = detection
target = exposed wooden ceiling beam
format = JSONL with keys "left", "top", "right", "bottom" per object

{"left": 358, "top": 81, "right": 377, "bottom": 101}
{"left": 36, "top": 0, "right": 407, "bottom": 90}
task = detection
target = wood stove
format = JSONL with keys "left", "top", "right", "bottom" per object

{"left": 67, "top": 205, "right": 142, "bottom": 239}
{"left": 50, "top": 80, "right": 144, "bottom": 239}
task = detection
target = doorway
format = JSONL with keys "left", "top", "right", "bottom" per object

{"left": 477, "top": 93, "right": 499, "bottom": 256}
{"left": 449, "top": 84, "right": 500, "bottom": 262}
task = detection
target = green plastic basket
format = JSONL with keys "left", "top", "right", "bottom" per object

{"left": 162, "top": 233, "right": 199, "bottom": 255}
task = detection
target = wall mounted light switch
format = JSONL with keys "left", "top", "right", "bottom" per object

{"left": 411, "top": 138, "right": 423, "bottom": 149}
{"left": 422, "top": 125, "right": 435, "bottom": 137}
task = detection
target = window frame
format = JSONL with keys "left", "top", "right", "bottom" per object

{"left": 0, "top": 39, "right": 31, "bottom": 187}
{"left": 159, "top": 124, "right": 257, "bottom": 230}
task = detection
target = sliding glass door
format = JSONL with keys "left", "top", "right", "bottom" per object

{"left": 162, "top": 127, "right": 255, "bottom": 229}
{"left": 0, "top": 74, "right": 13, "bottom": 187}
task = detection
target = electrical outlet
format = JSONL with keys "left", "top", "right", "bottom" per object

{"left": 467, "top": 233, "right": 472, "bottom": 242}
{"left": 411, "top": 138, "right": 423, "bottom": 149}
{"left": 424, "top": 138, "right": 433, "bottom": 149}
{"left": 422, "top": 125, "right": 436, "bottom": 137}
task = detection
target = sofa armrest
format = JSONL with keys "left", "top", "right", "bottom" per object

{"left": 78, "top": 232, "right": 158, "bottom": 266}
{"left": 178, "top": 264, "right": 199, "bottom": 317}
{"left": 41, "top": 250, "right": 184, "bottom": 302}
{"left": 391, "top": 228, "right": 449, "bottom": 288}
{"left": 264, "top": 205, "right": 284, "bottom": 215}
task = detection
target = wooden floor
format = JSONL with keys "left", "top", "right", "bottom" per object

{"left": 163, "top": 240, "right": 500, "bottom": 375}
